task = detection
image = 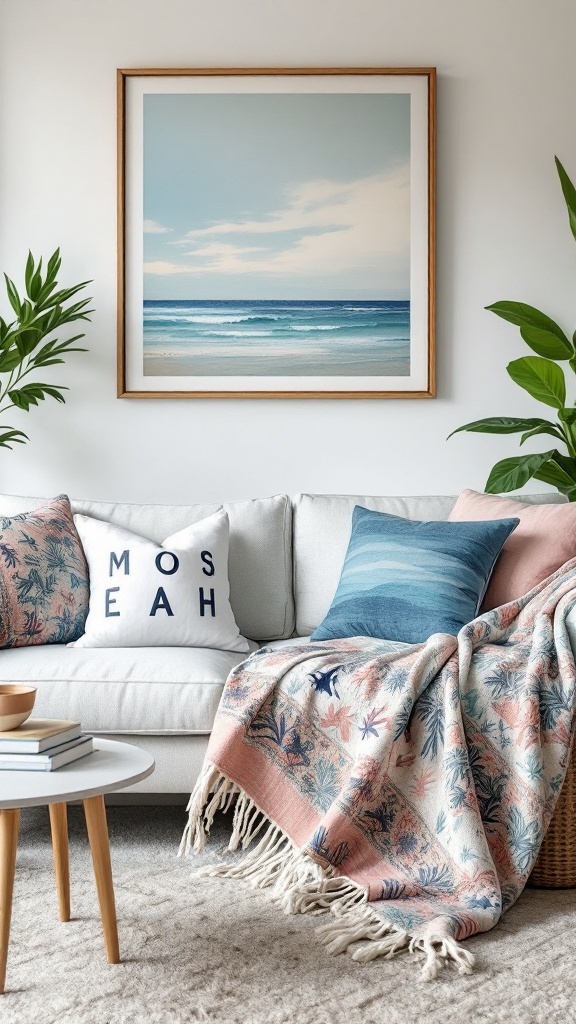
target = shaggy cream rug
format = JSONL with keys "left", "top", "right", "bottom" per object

{"left": 1, "top": 805, "right": 575, "bottom": 1024}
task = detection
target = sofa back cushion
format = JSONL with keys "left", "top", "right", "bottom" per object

{"left": 71, "top": 509, "right": 249, "bottom": 652}
{"left": 448, "top": 488, "right": 576, "bottom": 610}
{"left": 0, "top": 494, "right": 294, "bottom": 642}
{"left": 292, "top": 492, "right": 566, "bottom": 636}
{"left": 309, "top": 504, "right": 519, "bottom": 644}
{"left": 0, "top": 494, "right": 89, "bottom": 648}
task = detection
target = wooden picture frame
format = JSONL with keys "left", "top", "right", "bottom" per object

{"left": 117, "top": 67, "right": 436, "bottom": 398}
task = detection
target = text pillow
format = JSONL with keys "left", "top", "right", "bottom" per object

{"left": 0, "top": 494, "right": 89, "bottom": 648}
{"left": 449, "top": 488, "right": 576, "bottom": 609}
{"left": 311, "top": 505, "right": 519, "bottom": 645}
{"left": 70, "top": 508, "right": 249, "bottom": 652}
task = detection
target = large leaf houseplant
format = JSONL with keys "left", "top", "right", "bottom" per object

{"left": 450, "top": 158, "right": 576, "bottom": 499}
{"left": 0, "top": 249, "right": 91, "bottom": 449}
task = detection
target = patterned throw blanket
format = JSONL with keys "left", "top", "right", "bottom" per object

{"left": 181, "top": 560, "right": 576, "bottom": 978}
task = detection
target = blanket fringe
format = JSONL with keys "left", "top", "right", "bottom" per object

{"left": 180, "top": 762, "right": 475, "bottom": 979}
{"left": 181, "top": 762, "right": 367, "bottom": 919}
{"left": 178, "top": 762, "right": 240, "bottom": 855}
{"left": 408, "top": 934, "right": 475, "bottom": 981}
{"left": 315, "top": 905, "right": 475, "bottom": 980}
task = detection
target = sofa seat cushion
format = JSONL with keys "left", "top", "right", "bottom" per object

{"left": 0, "top": 643, "right": 256, "bottom": 734}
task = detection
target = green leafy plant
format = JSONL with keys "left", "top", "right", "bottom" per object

{"left": 449, "top": 157, "right": 576, "bottom": 499}
{"left": 0, "top": 249, "right": 92, "bottom": 449}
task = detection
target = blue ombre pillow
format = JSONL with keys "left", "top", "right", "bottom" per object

{"left": 311, "top": 506, "right": 519, "bottom": 645}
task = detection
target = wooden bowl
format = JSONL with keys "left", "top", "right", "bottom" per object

{"left": 0, "top": 685, "right": 37, "bottom": 731}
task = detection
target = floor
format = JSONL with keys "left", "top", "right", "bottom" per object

{"left": 1, "top": 804, "right": 576, "bottom": 1024}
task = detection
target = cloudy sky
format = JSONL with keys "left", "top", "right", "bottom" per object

{"left": 143, "top": 92, "right": 410, "bottom": 300}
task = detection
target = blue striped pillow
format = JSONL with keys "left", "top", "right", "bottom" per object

{"left": 311, "top": 505, "right": 519, "bottom": 645}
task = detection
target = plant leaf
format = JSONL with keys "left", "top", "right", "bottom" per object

{"left": 548, "top": 450, "right": 576, "bottom": 483}
{"left": 24, "top": 251, "right": 34, "bottom": 295}
{"left": 3, "top": 274, "right": 22, "bottom": 317}
{"left": 519, "top": 423, "right": 566, "bottom": 445}
{"left": 7, "top": 389, "right": 32, "bottom": 411}
{"left": 28, "top": 266, "right": 43, "bottom": 302}
{"left": 14, "top": 327, "right": 42, "bottom": 359}
{"left": 38, "top": 282, "right": 92, "bottom": 313}
{"left": 28, "top": 358, "right": 64, "bottom": 368}
{"left": 14, "top": 383, "right": 68, "bottom": 406}
{"left": 0, "top": 349, "right": 23, "bottom": 373}
{"left": 486, "top": 301, "right": 571, "bottom": 349}
{"left": 519, "top": 325, "right": 573, "bottom": 360}
{"left": 0, "top": 250, "right": 88, "bottom": 436}
{"left": 32, "top": 384, "right": 67, "bottom": 403}
{"left": 0, "top": 428, "right": 28, "bottom": 449}
{"left": 507, "top": 356, "right": 566, "bottom": 409}
{"left": 19, "top": 299, "right": 33, "bottom": 325}
{"left": 556, "top": 156, "right": 576, "bottom": 243}
{"left": 46, "top": 248, "right": 61, "bottom": 281}
{"left": 559, "top": 408, "right": 576, "bottom": 425}
{"left": 485, "top": 451, "right": 556, "bottom": 494}
{"left": 533, "top": 458, "right": 576, "bottom": 495}
{"left": 447, "top": 417, "right": 553, "bottom": 438}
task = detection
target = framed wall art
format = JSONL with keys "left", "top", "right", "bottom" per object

{"left": 117, "top": 67, "right": 436, "bottom": 398}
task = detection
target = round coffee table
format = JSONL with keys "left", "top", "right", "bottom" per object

{"left": 0, "top": 737, "right": 154, "bottom": 994}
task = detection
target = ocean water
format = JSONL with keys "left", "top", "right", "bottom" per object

{"left": 143, "top": 299, "right": 410, "bottom": 377}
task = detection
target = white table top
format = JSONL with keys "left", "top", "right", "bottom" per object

{"left": 0, "top": 738, "right": 155, "bottom": 809}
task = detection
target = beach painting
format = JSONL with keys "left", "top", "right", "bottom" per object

{"left": 118, "top": 69, "right": 435, "bottom": 397}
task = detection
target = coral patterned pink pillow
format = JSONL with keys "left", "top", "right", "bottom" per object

{"left": 448, "top": 489, "right": 576, "bottom": 610}
{"left": 0, "top": 495, "right": 89, "bottom": 648}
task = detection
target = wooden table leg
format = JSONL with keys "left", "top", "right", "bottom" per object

{"left": 83, "top": 795, "right": 120, "bottom": 964}
{"left": 49, "top": 803, "right": 70, "bottom": 922}
{"left": 0, "top": 808, "right": 20, "bottom": 995}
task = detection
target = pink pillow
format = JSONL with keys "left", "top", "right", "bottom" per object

{"left": 448, "top": 489, "right": 576, "bottom": 610}
{"left": 0, "top": 494, "right": 89, "bottom": 648}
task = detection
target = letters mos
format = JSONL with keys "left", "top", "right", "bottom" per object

{"left": 105, "top": 548, "right": 216, "bottom": 617}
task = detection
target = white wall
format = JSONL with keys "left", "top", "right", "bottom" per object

{"left": 1, "top": 0, "right": 575, "bottom": 504}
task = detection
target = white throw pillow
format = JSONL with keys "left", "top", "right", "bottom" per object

{"left": 69, "top": 509, "right": 249, "bottom": 653}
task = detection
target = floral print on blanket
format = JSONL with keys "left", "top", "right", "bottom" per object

{"left": 200, "top": 557, "right": 576, "bottom": 956}
{"left": 0, "top": 494, "right": 89, "bottom": 648}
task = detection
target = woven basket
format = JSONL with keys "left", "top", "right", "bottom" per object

{"left": 529, "top": 740, "right": 576, "bottom": 888}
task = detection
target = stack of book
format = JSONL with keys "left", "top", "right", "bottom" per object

{"left": 0, "top": 719, "right": 93, "bottom": 771}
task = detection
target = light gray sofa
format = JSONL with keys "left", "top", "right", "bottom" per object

{"left": 0, "top": 491, "right": 567, "bottom": 797}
